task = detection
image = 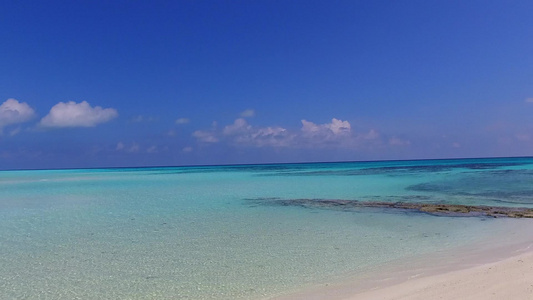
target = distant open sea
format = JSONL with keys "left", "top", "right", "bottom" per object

{"left": 2, "top": 157, "right": 533, "bottom": 299}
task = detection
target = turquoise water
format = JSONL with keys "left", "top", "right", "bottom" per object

{"left": 1, "top": 157, "right": 533, "bottom": 299}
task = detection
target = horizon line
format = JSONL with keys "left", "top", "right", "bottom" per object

{"left": 1, "top": 155, "right": 532, "bottom": 172}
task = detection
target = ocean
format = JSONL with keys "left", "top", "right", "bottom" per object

{"left": 1, "top": 157, "right": 533, "bottom": 299}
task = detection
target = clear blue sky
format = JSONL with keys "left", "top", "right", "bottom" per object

{"left": 1, "top": 0, "right": 532, "bottom": 169}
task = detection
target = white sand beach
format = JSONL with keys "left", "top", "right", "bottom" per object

{"left": 347, "top": 250, "right": 533, "bottom": 300}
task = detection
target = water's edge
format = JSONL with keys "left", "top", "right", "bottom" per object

{"left": 271, "top": 218, "right": 533, "bottom": 300}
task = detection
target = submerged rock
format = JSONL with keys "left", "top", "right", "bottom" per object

{"left": 250, "top": 198, "right": 533, "bottom": 218}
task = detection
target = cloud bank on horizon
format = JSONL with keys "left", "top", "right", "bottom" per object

{"left": 0, "top": 97, "right": 410, "bottom": 152}
{"left": 197, "top": 117, "right": 390, "bottom": 149}
{"left": 0, "top": 95, "right": 532, "bottom": 169}
{"left": 1, "top": 98, "right": 404, "bottom": 158}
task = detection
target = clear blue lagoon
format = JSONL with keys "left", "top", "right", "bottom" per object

{"left": 1, "top": 157, "right": 533, "bottom": 299}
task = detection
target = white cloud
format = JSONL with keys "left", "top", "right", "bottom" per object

{"left": 193, "top": 117, "right": 394, "bottom": 150}
{"left": 221, "top": 118, "right": 293, "bottom": 147}
{"left": 249, "top": 126, "right": 292, "bottom": 147}
{"left": 0, "top": 99, "right": 36, "bottom": 133}
{"left": 301, "top": 118, "right": 351, "bottom": 141}
{"left": 193, "top": 130, "right": 219, "bottom": 143}
{"left": 40, "top": 101, "right": 118, "bottom": 128}
{"left": 223, "top": 118, "right": 251, "bottom": 135}
{"left": 240, "top": 109, "right": 255, "bottom": 118}
{"left": 176, "top": 118, "right": 190, "bottom": 124}
{"left": 327, "top": 118, "right": 351, "bottom": 134}
{"left": 300, "top": 120, "right": 320, "bottom": 134}
{"left": 525, "top": 98, "right": 533, "bottom": 103}
{"left": 182, "top": 146, "right": 193, "bottom": 153}
{"left": 299, "top": 118, "right": 383, "bottom": 148}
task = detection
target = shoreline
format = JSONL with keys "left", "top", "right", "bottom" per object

{"left": 345, "top": 250, "right": 533, "bottom": 299}
{"left": 272, "top": 218, "right": 533, "bottom": 300}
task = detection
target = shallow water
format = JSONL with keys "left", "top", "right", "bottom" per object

{"left": 1, "top": 157, "right": 533, "bottom": 299}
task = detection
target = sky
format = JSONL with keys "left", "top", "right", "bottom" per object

{"left": 1, "top": 0, "right": 532, "bottom": 170}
